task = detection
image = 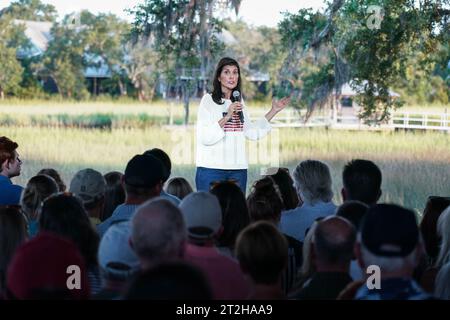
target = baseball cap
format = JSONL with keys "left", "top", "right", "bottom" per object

{"left": 124, "top": 154, "right": 165, "bottom": 188}
{"left": 98, "top": 221, "right": 140, "bottom": 280}
{"left": 361, "top": 204, "right": 419, "bottom": 257}
{"left": 6, "top": 232, "right": 90, "bottom": 299}
{"left": 69, "top": 168, "right": 106, "bottom": 205}
{"left": 179, "top": 192, "right": 222, "bottom": 239}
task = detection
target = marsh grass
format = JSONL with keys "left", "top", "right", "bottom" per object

{"left": 3, "top": 125, "right": 449, "bottom": 215}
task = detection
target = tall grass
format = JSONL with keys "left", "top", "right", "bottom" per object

{"left": 2, "top": 125, "right": 449, "bottom": 215}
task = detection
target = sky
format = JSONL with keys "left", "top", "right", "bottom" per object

{"left": 0, "top": 0, "right": 326, "bottom": 27}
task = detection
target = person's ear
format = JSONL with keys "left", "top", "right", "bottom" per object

{"left": 156, "top": 181, "right": 163, "bottom": 194}
{"left": 0, "top": 159, "right": 7, "bottom": 173}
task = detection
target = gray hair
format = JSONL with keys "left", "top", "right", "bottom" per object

{"left": 131, "top": 198, "right": 186, "bottom": 265}
{"left": 436, "top": 206, "right": 450, "bottom": 267}
{"left": 434, "top": 262, "right": 450, "bottom": 299}
{"left": 293, "top": 160, "right": 333, "bottom": 204}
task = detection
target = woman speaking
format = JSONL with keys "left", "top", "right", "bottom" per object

{"left": 195, "top": 57, "right": 290, "bottom": 194}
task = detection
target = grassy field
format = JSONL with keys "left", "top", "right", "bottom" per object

{"left": 2, "top": 124, "right": 449, "bottom": 217}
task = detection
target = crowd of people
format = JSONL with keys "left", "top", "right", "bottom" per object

{"left": 0, "top": 135, "right": 449, "bottom": 300}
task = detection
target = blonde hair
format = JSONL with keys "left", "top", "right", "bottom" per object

{"left": 165, "top": 177, "right": 193, "bottom": 200}
{"left": 20, "top": 175, "right": 58, "bottom": 220}
{"left": 293, "top": 160, "right": 333, "bottom": 204}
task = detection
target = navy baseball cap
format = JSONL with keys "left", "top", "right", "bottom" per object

{"left": 124, "top": 154, "right": 166, "bottom": 188}
{"left": 361, "top": 204, "right": 419, "bottom": 257}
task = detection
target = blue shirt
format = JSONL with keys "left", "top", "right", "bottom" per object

{"left": 355, "top": 278, "right": 433, "bottom": 300}
{"left": 97, "top": 204, "right": 139, "bottom": 237}
{"left": 0, "top": 175, "right": 23, "bottom": 205}
{"left": 160, "top": 190, "right": 181, "bottom": 206}
{"left": 28, "top": 219, "right": 39, "bottom": 238}
{"left": 280, "top": 201, "right": 336, "bottom": 242}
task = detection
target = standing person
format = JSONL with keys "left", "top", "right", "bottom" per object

{"left": 0, "top": 136, "right": 23, "bottom": 205}
{"left": 195, "top": 57, "right": 290, "bottom": 194}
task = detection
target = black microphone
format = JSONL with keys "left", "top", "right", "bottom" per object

{"left": 231, "top": 90, "right": 244, "bottom": 123}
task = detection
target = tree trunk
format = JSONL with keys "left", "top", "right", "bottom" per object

{"left": 182, "top": 82, "right": 190, "bottom": 125}
{"left": 118, "top": 78, "right": 127, "bottom": 96}
{"left": 138, "top": 88, "right": 146, "bottom": 101}
{"left": 93, "top": 77, "right": 98, "bottom": 96}
{"left": 0, "top": 88, "right": 4, "bottom": 100}
{"left": 199, "top": 0, "right": 209, "bottom": 96}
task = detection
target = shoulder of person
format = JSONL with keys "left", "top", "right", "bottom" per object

{"left": 200, "top": 93, "right": 217, "bottom": 105}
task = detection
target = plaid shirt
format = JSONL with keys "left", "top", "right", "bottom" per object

{"left": 355, "top": 278, "right": 432, "bottom": 300}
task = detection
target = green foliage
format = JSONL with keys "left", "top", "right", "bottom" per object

{"left": 0, "top": 0, "right": 57, "bottom": 22}
{"left": 0, "top": 43, "right": 24, "bottom": 98}
{"left": 224, "top": 19, "right": 285, "bottom": 101}
{"left": 278, "top": 0, "right": 450, "bottom": 122}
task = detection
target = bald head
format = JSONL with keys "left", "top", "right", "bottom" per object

{"left": 313, "top": 216, "right": 356, "bottom": 268}
{"left": 131, "top": 198, "right": 186, "bottom": 268}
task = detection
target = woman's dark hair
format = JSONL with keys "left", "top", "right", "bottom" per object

{"left": 420, "top": 196, "right": 450, "bottom": 264}
{"left": 210, "top": 181, "right": 250, "bottom": 249}
{"left": 247, "top": 177, "right": 284, "bottom": 223}
{"left": 0, "top": 206, "right": 27, "bottom": 290}
{"left": 266, "top": 168, "right": 299, "bottom": 210}
{"left": 21, "top": 174, "right": 58, "bottom": 221}
{"left": 236, "top": 221, "right": 288, "bottom": 285}
{"left": 102, "top": 171, "right": 126, "bottom": 222}
{"left": 39, "top": 193, "right": 99, "bottom": 268}
{"left": 165, "top": 177, "right": 193, "bottom": 200}
{"left": 37, "top": 168, "right": 66, "bottom": 192}
{"left": 211, "top": 57, "right": 242, "bottom": 105}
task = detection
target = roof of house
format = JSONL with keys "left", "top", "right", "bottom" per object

{"left": 14, "top": 19, "right": 53, "bottom": 58}
{"left": 14, "top": 19, "right": 111, "bottom": 78}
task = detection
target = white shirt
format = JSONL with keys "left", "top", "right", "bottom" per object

{"left": 195, "top": 93, "right": 272, "bottom": 170}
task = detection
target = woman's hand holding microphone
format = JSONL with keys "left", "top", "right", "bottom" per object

{"left": 219, "top": 102, "right": 242, "bottom": 128}
{"left": 226, "top": 102, "right": 242, "bottom": 119}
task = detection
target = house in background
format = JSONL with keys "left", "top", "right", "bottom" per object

{"left": 332, "top": 82, "right": 400, "bottom": 121}
{"left": 14, "top": 19, "right": 271, "bottom": 99}
{"left": 14, "top": 19, "right": 111, "bottom": 95}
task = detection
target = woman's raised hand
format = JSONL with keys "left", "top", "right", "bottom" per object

{"left": 271, "top": 96, "right": 291, "bottom": 113}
